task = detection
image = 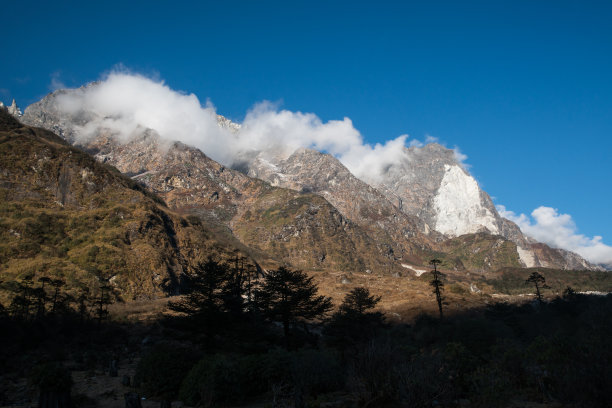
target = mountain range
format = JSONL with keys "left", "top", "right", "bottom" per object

{"left": 0, "top": 84, "right": 604, "bottom": 298}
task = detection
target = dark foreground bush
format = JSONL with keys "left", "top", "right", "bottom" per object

{"left": 135, "top": 344, "right": 196, "bottom": 401}
{"left": 346, "top": 338, "right": 450, "bottom": 407}
{"left": 180, "top": 349, "right": 344, "bottom": 407}
{"left": 29, "top": 362, "right": 73, "bottom": 408}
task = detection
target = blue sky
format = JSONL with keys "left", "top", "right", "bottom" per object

{"left": 2, "top": 1, "right": 611, "bottom": 262}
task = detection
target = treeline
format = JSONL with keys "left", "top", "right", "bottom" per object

{"left": 135, "top": 260, "right": 612, "bottom": 407}
{"left": 487, "top": 267, "right": 612, "bottom": 294}
{"left": 0, "top": 274, "right": 114, "bottom": 323}
{"left": 0, "top": 259, "right": 611, "bottom": 407}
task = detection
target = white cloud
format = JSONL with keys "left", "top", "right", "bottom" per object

{"left": 425, "top": 135, "right": 439, "bottom": 144}
{"left": 53, "top": 71, "right": 438, "bottom": 183}
{"left": 497, "top": 205, "right": 612, "bottom": 265}
{"left": 56, "top": 72, "right": 235, "bottom": 164}
{"left": 452, "top": 146, "right": 470, "bottom": 169}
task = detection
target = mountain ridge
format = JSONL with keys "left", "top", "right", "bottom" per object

{"left": 17, "top": 87, "right": 603, "bottom": 272}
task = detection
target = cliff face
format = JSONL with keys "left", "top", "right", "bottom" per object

{"left": 368, "top": 143, "right": 601, "bottom": 270}
{"left": 368, "top": 143, "right": 507, "bottom": 237}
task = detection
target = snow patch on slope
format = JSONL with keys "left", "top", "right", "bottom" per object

{"left": 517, "top": 246, "right": 537, "bottom": 268}
{"left": 433, "top": 165, "right": 499, "bottom": 236}
{"left": 401, "top": 263, "right": 427, "bottom": 276}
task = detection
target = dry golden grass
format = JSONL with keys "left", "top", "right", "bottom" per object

{"left": 108, "top": 297, "right": 172, "bottom": 322}
{"left": 307, "top": 269, "right": 496, "bottom": 323}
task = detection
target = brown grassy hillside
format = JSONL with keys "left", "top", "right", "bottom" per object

{"left": 0, "top": 110, "right": 249, "bottom": 301}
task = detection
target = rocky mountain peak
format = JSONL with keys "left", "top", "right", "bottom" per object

{"left": 216, "top": 114, "right": 241, "bottom": 133}
{"left": 1, "top": 99, "right": 22, "bottom": 117}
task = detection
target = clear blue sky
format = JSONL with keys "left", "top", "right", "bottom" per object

{"left": 2, "top": 0, "right": 611, "bottom": 243}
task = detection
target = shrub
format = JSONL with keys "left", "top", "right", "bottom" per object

{"left": 179, "top": 349, "right": 344, "bottom": 407}
{"left": 179, "top": 354, "right": 247, "bottom": 407}
{"left": 346, "top": 338, "right": 450, "bottom": 407}
{"left": 29, "top": 362, "right": 73, "bottom": 392}
{"left": 135, "top": 344, "right": 196, "bottom": 400}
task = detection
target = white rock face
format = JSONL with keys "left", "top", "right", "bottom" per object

{"left": 433, "top": 165, "right": 499, "bottom": 236}
{"left": 517, "top": 246, "right": 537, "bottom": 268}
{"left": 7, "top": 99, "right": 22, "bottom": 117}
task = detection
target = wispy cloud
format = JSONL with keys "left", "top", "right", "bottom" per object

{"left": 452, "top": 146, "right": 470, "bottom": 169}
{"left": 497, "top": 205, "right": 612, "bottom": 265}
{"left": 49, "top": 71, "right": 66, "bottom": 91}
{"left": 14, "top": 76, "right": 30, "bottom": 84}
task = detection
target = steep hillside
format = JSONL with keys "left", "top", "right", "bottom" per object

{"left": 0, "top": 109, "right": 248, "bottom": 300}
{"left": 245, "top": 148, "right": 436, "bottom": 260}
{"left": 21, "top": 91, "right": 402, "bottom": 275}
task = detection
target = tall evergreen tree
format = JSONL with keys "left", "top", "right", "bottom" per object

{"left": 430, "top": 259, "right": 445, "bottom": 319}
{"left": 168, "top": 257, "right": 231, "bottom": 335}
{"left": 526, "top": 271, "right": 548, "bottom": 306}
{"left": 325, "top": 287, "right": 385, "bottom": 348}
{"left": 255, "top": 267, "right": 332, "bottom": 348}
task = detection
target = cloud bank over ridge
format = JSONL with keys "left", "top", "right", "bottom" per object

{"left": 52, "top": 71, "right": 611, "bottom": 266}
{"left": 56, "top": 72, "right": 409, "bottom": 183}
{"left": 498, "top": 205, "right": 612, "bottom": 266}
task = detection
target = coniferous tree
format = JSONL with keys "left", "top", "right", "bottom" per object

{"left": 50, "top": 279, "right": 65, "bottom": 314}
{"left": 94, "top": 284, "right": 113, "bottom": 323}
{"left": 430, "top": 259, "right": 445, "bottom": 319}
{"left": 221, "top": 255, "right": 252, "bottom": 318}
{"left": 255, "top": 267, "right": 332, "bottom": 348}
{"left": 9, "top": 276, "right": 34, "bottom": 319}
{"left": 36, "top": 277, "right": 52, "bottom": 317}
{"left": 76, "top": 287, "right": 91, "bottom": 322}
{"left": 326, "top": 287, "right": 385, "bottom": 348}
{"left": 169, "top": 257, "right": 230, "bottom": 334}
{"left": 526, "top": 271, "right": 548, "bottom": 306}
{"left": 338, "top": 287, "right": 382, "bottom": 315}
{"left": 562, "top": 286, "right": 577, "bottom": 300}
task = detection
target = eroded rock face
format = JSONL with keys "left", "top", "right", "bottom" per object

{"left": 0, "top": 109, "right": 250, "bottom": 299}
{"left": 369, "top": 143, "right": 503, "bottom": 237}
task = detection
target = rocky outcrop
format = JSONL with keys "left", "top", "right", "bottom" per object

{"left": 369, "top": 143, "right": 601, "bottom": 270}
{"left": 369, "top": 143, "right": 504, "bottom": 236}
{"left": 0, "top": 99, "right": 22, "bottom": 118}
